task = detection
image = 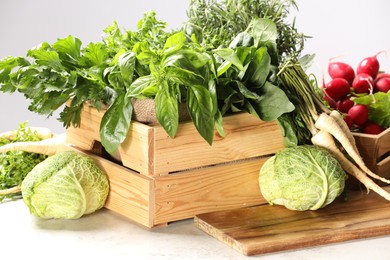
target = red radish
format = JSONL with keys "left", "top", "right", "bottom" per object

{"left": 328, "top": 61, "right": 355, "bottom": 84}
{"left": 356, "top": 51, "right": 385, "bottom": 79}
{"left": 374, "top": 77, "right": 390, "bottom": 92}
{"left": 375, "top": 72, "right": 390, "bottom": 81}
{"left": 324, "top": 94, "right": 337, "bottom": 108}
{"left": 363, "top": 122, "right": 384, "bottom": 135}
{"left": 324, "top": 78, "right": 351, "bottom": 101}
{"left": 348, "top": 104, "right": 369, "bottom": 126}
{"left": 336, "top": 97, "right": 354, "bottom": 113}
{"left": 343, "top": 114, "right": 353, "bottom": 129}
{"left": 352, "top": 73, "right": 373, "bottom": 94}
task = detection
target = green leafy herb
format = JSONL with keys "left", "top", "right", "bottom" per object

{"left": 184, "top": 0, "right": 306, "bottom": 60}
{"left": 0, "top": 122, "right": 48, "bottom": 202}
{"left": 0, "top": 6, "right": 298, "bottom": 155}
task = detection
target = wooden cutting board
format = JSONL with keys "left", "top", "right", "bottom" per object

{"left": 194, "top": 186, "right": 390, "bottom": 256}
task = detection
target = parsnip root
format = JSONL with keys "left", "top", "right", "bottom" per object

{"left": 0, "top": 133, "right": 67, "bottom": 155}
{"left": 315, "top": 112, "right": 390, "bottom": 184}
{"left": 312, "top": 130, "right": 390, "bottom": 201}
{"left": 0, "top": 186, "right": 21, "bottom": 195}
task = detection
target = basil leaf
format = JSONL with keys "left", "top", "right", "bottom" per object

{"left": 118, "top": 51, "right": 136, "bottom": 88}
{"left": 165, "top": 67, "right": 205, "bottom": 86}
{"left": 106, "top": 51, "right": 136, "bottom": 90}
{"left": 127, "top": 75, "right": 157, "bottom": 97}
{"left": 187, "top": 85, "right": 215, "bottom": 145}
{"left": 216, "top": 60, "right": 232, "bottom": 77}
{"left": 214, "top": 110, "right": 225, "bottom": 137}
{"left": 162, "top": 49, "right": 209, "bottom": 70}
{"left": 155, "top": 82, "right": 179, "bottom": 138}
{"left": 100, "top": 92, "right": 133, "bottom": 155}
{"left": 163, "top": 31, "right": 186, "bottom": 55}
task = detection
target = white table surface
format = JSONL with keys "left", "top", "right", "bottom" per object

{"left": 2, "top": 199, "right": 390, "bottom": 260}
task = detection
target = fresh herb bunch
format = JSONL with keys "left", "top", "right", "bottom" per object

{"left": 0, "top": 11, "right": 173, "bottom": 128}
{"left": 0, "top": 7, "right": 298, "bottom": 155}
{"left": 184, "top": 0, "right": 306, "bottom": 60}
{"left": 0, "top": 122, "right": 48, "bottom": 202}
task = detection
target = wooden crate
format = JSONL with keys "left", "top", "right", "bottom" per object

{"left": 66, "top": 105, "right": 284, "bottom": 228}
{"left": 353, "top": 127, "right": 390, "bottom": 181}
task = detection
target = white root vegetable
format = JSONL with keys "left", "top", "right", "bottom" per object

{"left": 278, "top": 61, "right": 390, "bottom": 202}
{"left": 315, "top": 112, "right": 390, "bottom": 184}
{"left": 329, "top": 110, "right": 358, "bottom": 151}
{"left": 0, "top": 127, "right": 66, "bottom": 197}
{"left": 311, "top": 130, "right": 390, "bottom": 201}
{"left": 0, "top": 186, "right": 21, "bottom": 195}
{"left": 0, "top": 133, "right": 66, "bottom": 156}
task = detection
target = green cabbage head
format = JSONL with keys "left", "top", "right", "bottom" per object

{"left": 21, "top": 150, "right": 109, "bottom": 219}
{"left": 259, "top": 145, "right": 347, "bottom": 211}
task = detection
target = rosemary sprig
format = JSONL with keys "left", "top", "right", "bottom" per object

{"left": 184, "top": 0, "right": 307, "bottom": 60}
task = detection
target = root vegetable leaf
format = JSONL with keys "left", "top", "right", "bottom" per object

{"left": 353, "top": 91, "right": 390, "bottom": 128}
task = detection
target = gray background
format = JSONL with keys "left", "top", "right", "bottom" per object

{"left": 1, "top": 0, "right": 390, "bottom": 133}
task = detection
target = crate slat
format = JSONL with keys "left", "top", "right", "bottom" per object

{"left": 65, "top": 104, "right": 283, "bottom": 228}
{"left": 352, "top": 127, "right": 390, "bottom": 182}
{"left": 153, "top": 157, "right": 268, "bottom": 225}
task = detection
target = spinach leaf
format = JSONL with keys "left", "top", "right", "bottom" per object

{"left": 249, "top": 81, "right": 294, "bottom": 121}
{"left": 250, "top": 18, "right": 278, "bottom": 48}
{"left": 242, "top": 46, "right": 271, "bottom": 88}
{"left": 213, "top": 48, "right": 244, "bottom": 71}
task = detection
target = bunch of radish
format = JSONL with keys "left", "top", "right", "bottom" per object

{"left": 323, "top": 51, "right": 389, "bottom": 134}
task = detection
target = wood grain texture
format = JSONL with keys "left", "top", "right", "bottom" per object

{"left": 195, "top": 186, "right": 390, "bottom": 256}
{"left": 353, "top": 128, "right": 390, "bottom": 180}
{"left": 68, "top": 146, "right": 154, "bottom": 228}
{"left": 153, "top": 157, "right": 269, "bottom": 225}
{"left": 153, "top": 112, "right": 283, "bottom": 176}
{"left": 66, "top": 103, "right": 284, "bottom": 177}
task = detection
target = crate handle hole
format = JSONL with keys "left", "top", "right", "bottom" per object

{"left": 91, "top": 140, "right": 123, "bottom": 166}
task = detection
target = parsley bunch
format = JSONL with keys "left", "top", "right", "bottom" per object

{"left": 0, "top": 122, "right": 48, "bottom": 202}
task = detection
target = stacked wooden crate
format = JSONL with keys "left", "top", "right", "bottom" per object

{"left": 66, "top": 104, "right": 285, "bottom": 228}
